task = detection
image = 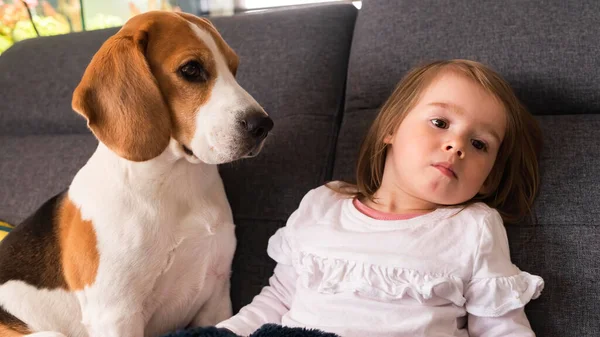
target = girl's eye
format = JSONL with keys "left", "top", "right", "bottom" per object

{"left": 472, "top": 139, "right": 487, "bottom": 151}
{"left": 431, "top": 119, "right": 448, "bottom": 129}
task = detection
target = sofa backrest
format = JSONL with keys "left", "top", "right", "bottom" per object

{"left": 0, "top": 30, "right": 120, "bottom": 224}
{"left": 333, "top": 1, "right": 600, "bottom": 336}
{"left": 211, "top": 3, "right": 358, "bottom": 311}
{"left": 0, "top": 28, "right": 120, "bottom": 135}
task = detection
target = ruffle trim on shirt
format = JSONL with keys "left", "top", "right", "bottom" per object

{"left": 267, "top": 228, "right": 293, "bottom": 265}
{"left": 295, "top": 252, "right": 467, "bottom": 307}
{"left": 465, "top": 271, "right": 544, "bottom": 317}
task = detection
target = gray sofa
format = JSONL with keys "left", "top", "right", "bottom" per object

{"left": 1, "top": 1, "right": 598, "bottom": 336}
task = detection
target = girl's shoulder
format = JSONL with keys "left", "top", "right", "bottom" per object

{"left": 452, "top": 202, "right": 502, "bottom": 226}
{"left": 299, "top": 181, "right": 355, "bottom": 208}
{"left": 440, "top": 202, "right": 506, "bottom": 242}
{"left": 287, "top": 181, "right": 353, "bottom": 227}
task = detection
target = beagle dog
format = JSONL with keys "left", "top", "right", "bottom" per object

{"left": 0, "top": 11, "right": 273, "bottom": 337}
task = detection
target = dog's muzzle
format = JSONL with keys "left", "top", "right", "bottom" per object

{"left": 239, "top": 113, "right": 273, "bottom": 158}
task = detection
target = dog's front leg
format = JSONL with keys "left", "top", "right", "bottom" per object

{"left": 190, "top": 278, "right": 233, "bottom": 327}
{"left": 75, "top": 251, "right": 165, "bottom": 337}
{"left": 77, "top": 279, "right": 148, "bottom": 337}
{"left": 81, "top": 309, "right": 144, "bottom": 337}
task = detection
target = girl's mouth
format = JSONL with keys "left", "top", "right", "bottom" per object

{"left": 432, "top": 163, "right": 457, "bottom": 179}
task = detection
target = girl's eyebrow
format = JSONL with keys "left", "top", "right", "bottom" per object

{"left": 427, "top": 102, "right": 503, "bottom": 143}
{"left": 428, "top": 102, "right": 466, "bottom": 115}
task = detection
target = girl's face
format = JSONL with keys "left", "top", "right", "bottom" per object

{"left": 382, "top": 72, "right": 507, "bottom": 208}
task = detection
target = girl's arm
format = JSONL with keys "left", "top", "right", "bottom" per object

{"left": 468, "top": 308, "right": 534, "bottom": 337}
{"left": 465, "top": 210, "right": 544, "bottom": 337}
{"left": 217, "top": 199, "right": 309, "bottom": 336}
{"left": 216, "top": 262, "right": 297, "bottom": 336}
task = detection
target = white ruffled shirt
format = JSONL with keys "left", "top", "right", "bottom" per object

{"left": 218, "top": 184, "right": 544, "bottom": 337}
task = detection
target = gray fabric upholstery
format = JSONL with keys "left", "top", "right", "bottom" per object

{"left": 0, "top": 28, "right": 119, "bottom": 135}
{"left": 213, "top": 3, "right": 358, "bottom": 222}
{"left": 333, "top": 1, "right": 600, "bottom": 336}
{"left": 504, "top": 224, "right": 600, "bottom": 337}
{"left": 212, "top": 4, "right": 358, "bottom": 311}
{"left": 344, "top": 0, "right": 600, "bottom": 116}
{"left": 0, "top": 135, "right": 97, "bottom": 224}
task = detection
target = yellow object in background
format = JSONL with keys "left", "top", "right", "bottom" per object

{"left": 0, "top": 221, "right": 13, "bottom": 241}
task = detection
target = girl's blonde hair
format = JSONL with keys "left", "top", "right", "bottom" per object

{"left": 341, "top": 59, "right": 542, "bottom": 224}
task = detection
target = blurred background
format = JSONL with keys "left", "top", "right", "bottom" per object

{"left": 0, "top": 0, "right": 361, "bottom": 55}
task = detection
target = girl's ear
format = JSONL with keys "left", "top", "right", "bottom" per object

{"left": 384, "top": 134, "right": 393, "bottom": 144}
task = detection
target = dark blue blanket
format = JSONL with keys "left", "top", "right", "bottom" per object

{"left": 162, "top": 324, "right": 339, "bottom": 337}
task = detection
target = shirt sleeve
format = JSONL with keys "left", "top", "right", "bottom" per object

{"left": 216, "top": 262, "right": 297, "bottom": 336}
{"left": 465, "top": 210, "right": 544, "bottom": 337}
{"left": 216, "top": 200, "right": 308, "bottom": 336}
{"left": 468, "top": 308, "right": 535, "bottom": 337}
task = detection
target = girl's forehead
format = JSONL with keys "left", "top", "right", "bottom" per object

{"left": 419, "top": 71, "right": 504, "bottom": 110}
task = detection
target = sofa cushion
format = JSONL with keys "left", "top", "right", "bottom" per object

{"left": 0, "top": 28, "right": 119, "bottom": 136}
{"left": 0, "top": 134, "right": 97, "bottom": 224}
{"left": 506, "top": 224, "right": 600, "bottom": 336}
{"left": 343, "top": 0, "right": 600, "bottom": 116}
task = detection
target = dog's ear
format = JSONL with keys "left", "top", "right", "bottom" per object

{"left": 175, "top": 12, "right": 239, "bottom": 76}
{"left": 72, "top": 24, "right": 172, "bottom": 162}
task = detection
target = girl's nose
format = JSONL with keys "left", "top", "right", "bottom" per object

{"left": 444, "top": 144, "right": 465, "bottom": 159}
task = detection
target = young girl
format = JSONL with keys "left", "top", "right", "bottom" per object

{"left": 217, "top": 59, "right": 544, "bottom": 337}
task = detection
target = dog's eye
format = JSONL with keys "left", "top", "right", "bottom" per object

{"left": 179, "top": 61, "right": 208, "bottom": 82}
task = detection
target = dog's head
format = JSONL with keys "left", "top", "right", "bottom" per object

{"left": 72, "top": 11, "right": 273, "bottom": 164}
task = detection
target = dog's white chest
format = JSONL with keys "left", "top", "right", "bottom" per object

{"left": 143, "top": 216, "right": 236, "bottom": 336}
{"left": 69, "top": 149, "right": 238, "bottom": 336}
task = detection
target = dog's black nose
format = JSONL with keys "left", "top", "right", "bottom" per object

{"left": 240, "top": 114, "right": 274, "bottom": 140}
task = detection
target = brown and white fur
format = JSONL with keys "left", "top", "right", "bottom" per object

{"left": 0, "top": 11, "right": 273, "bottom": 337}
